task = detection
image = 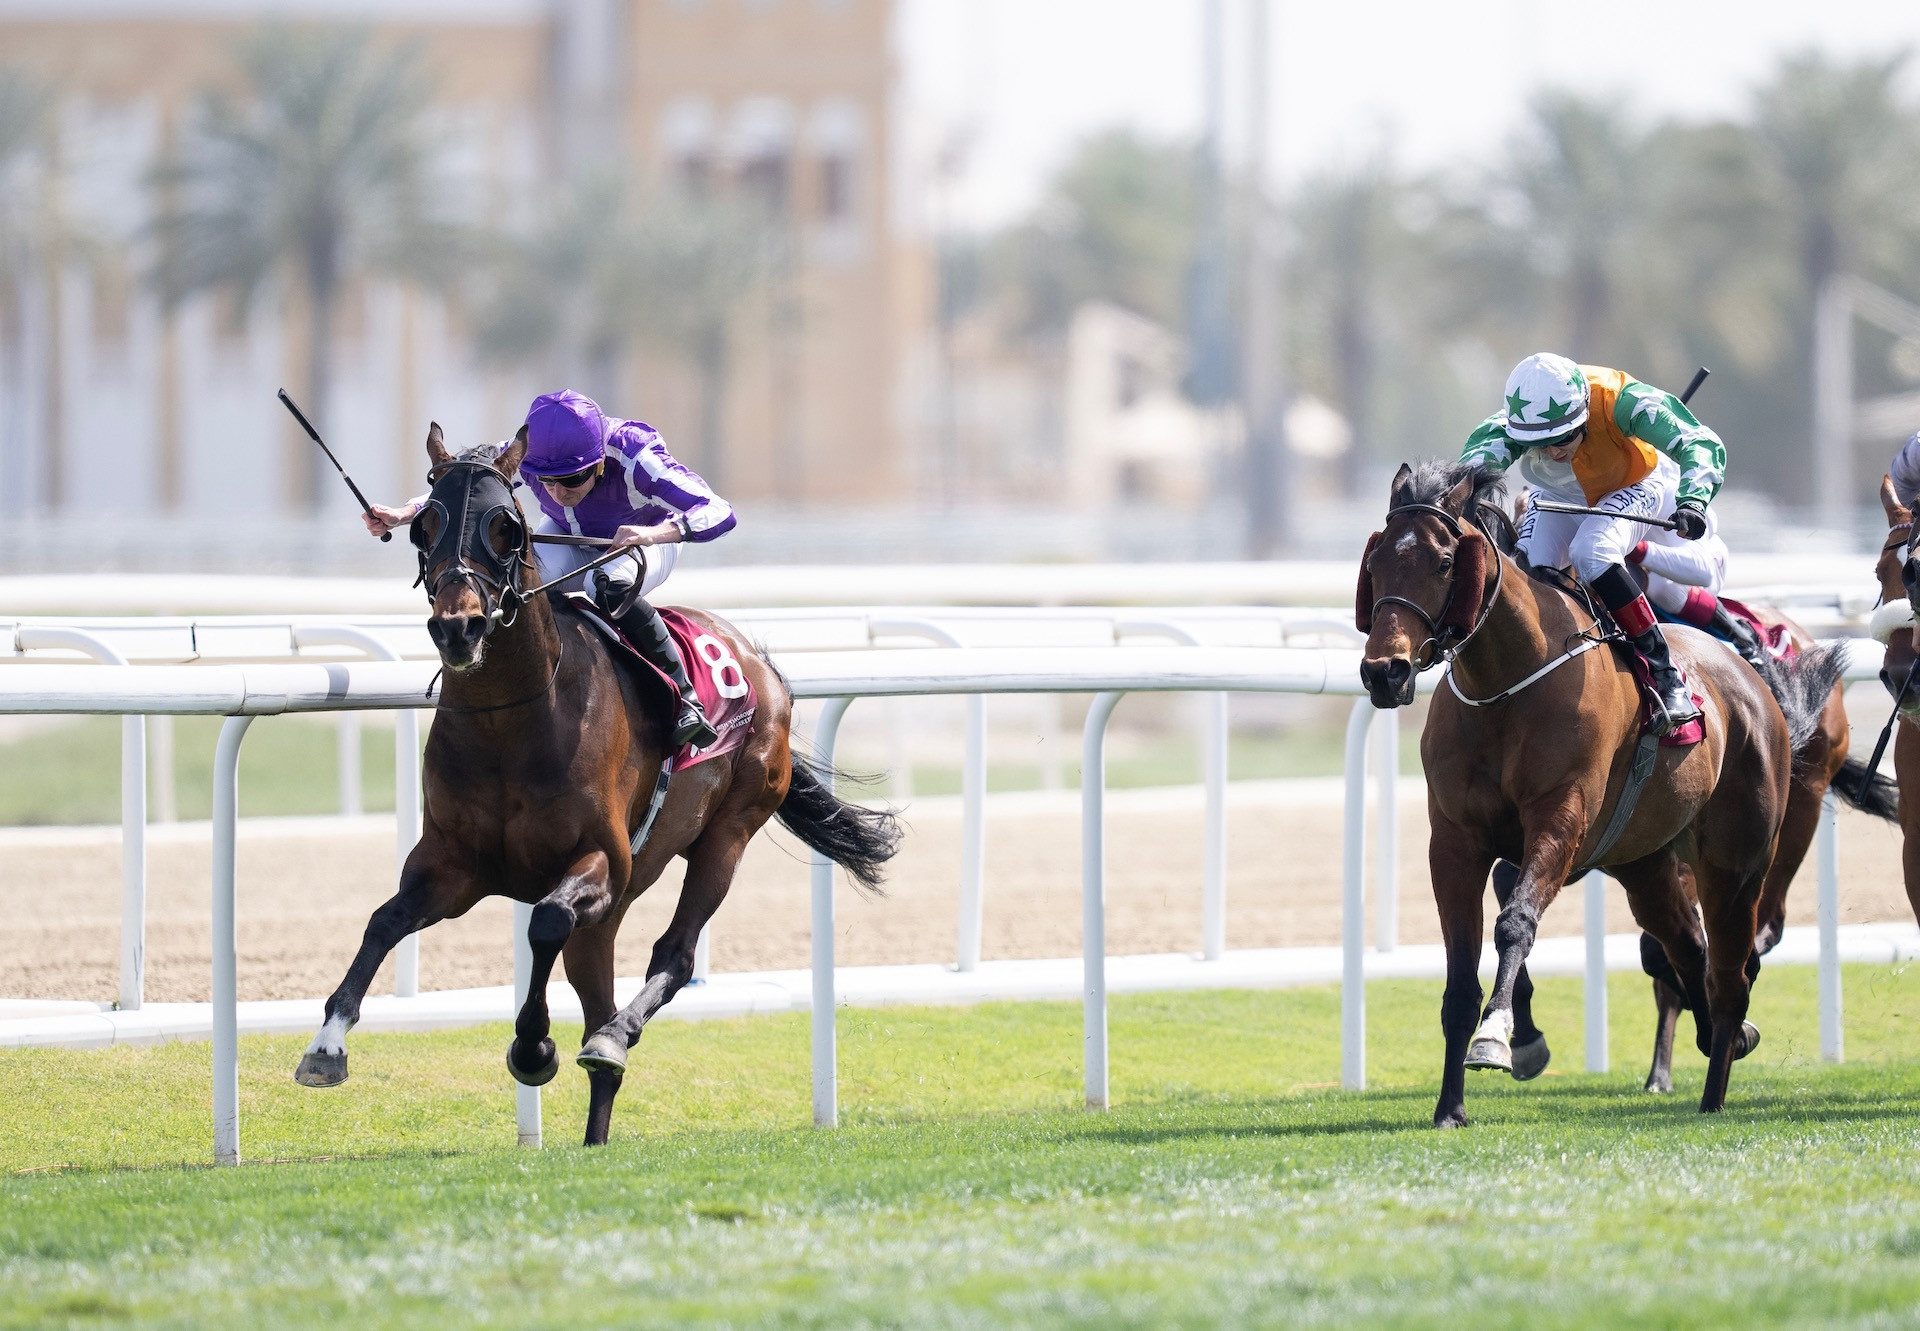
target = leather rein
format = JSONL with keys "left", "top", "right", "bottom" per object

{"left": 1368, "top": 502, "right": 1505, "bottom": 672}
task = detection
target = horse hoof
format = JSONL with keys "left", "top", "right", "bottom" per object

{"left": 1735, "top": 1021, "right": 1761, "bottom": 1060}
{"left": 506, "top": 1037, "right": 559, "bottom": 1087}
{"left": 576, "top": 1032, "right": 629, "bottom": 1076}
{"left": 1465, "top": 1038, "right": 1513, "bottom": 1073}
{"left": 1433, "top": 1107, "right": 1470, "bottom": 1130}
{"left": 295, "top": 1049, "right": 347, "bottom": 1088}
{"left": 1510, "top": 1034, "right": 1550, "bottom": 1082}
{"left": 1644, "top": 1076, "right": 1673, "bottom": 1095}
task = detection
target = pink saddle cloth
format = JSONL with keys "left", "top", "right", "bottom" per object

{"left": 1719, "top": 596, "right": 1798, "bottom": 661}
{"left": 571, "top": 598, "right": 757, "bottom": 770}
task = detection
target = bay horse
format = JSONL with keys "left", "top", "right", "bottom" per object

{"left": 1494, "top": 603, "right": 1895, "bottom": 1095}
{"left": 1358, "top": 460, "right": 1843, "bottom": 1125}
{"left": 294, "top": 425, "right": 901, "bottom": 1146}
{"left": 1867, "top": 473, "right": 1920, "bottom": 928}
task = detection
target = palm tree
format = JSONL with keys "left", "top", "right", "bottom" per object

{"left": 474, "top": 178, "right": 772, "bottom": 491}
{"left": 149, "top": 25, "right": 463, "bottom": 507}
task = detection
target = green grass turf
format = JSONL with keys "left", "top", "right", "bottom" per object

{"left": 5, "top": 965, "right": 1920, "bottom": 1326}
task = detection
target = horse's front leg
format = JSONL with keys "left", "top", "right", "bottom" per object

{"left": 1467, "top": 805, "right": 1582, "bottom": 1075}
{"left": 296, "top": 847, "right": 479, "bottom": 1087}
{"left": 507, "top": 847, "right": 617, "bottom": 1088}
{"left": 1431, "top": 819, "right": 1492, "bottom": 1129}
{"left": 1491, "top": 860, "right": 1550, "bottom": 1081}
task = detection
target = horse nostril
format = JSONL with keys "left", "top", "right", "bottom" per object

{"left": 459, "top": 615, "right": 487, "bottom": 647}
{"left": 1386, "top": 659, "right": 1412, "bottom": 689}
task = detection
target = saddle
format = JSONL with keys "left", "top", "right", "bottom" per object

{"left": 1522, "top": 563, "right": 1705, "bottom": 749}
{"left": 560, "top": 594, "right": 757, "bottom": 771}
{"left": 1656, "top": 595, "right": 1798, "bottom": 662}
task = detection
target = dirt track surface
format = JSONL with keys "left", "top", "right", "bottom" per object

{"left": 2, "top": 782, "right": 1913, "bottom": 1005}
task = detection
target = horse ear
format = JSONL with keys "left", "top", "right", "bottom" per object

{"left": 1444, "top": 531, "right": 1490, "bottom": 635}
{"left": 425, "top": 421, "right": 450, "bottom": 466}
{"left": 1388, "top": 462, "right": 1414, "bottom": 507}
{"left": 1883, "top": 474, "right": 1909, "bottom": 524}
{"left": 1356, "top": 531, "right": 1381, "bottom": 632}
{"left": 498, "top": 425, "right": 528, "bottom": 478}
{"left": 1444, "top": 473, "right": 1477, "bottom": 515}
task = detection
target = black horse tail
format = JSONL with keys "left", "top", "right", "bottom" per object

{"left": 1831, "top": 756, "right": 1902, "bottom": 822}
{"left": 776, "top": 751, "right": 903, "bottom": 894}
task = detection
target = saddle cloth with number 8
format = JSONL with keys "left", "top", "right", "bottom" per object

{"left": 566, "top": 595, "right": 758, "bottom": 769}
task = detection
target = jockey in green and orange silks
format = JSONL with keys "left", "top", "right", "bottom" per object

{"left": 1460, "top": 353, "right": 1728, "bottom": 733}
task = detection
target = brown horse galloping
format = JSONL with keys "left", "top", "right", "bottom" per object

{"left": 294, "top": 426, "right": 900, "bottom": 1146}
{"left": 1358, "top": 460, "right": 1841, "bottom": 1125}
{"left": 1494, "top": 601, "right": 1896, "bottom": 1095}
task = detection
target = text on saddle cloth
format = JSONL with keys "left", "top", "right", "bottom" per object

{"left": 570, "top": 597, "right": 758, "bottom": 769}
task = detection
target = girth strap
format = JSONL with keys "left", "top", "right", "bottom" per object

{"left": 1575, "top": 727, "right": 1661, "bottom": 874}
{"left": 630, "top": 756, "right": 675, "bottom": 859}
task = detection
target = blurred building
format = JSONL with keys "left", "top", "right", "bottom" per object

{"left": 0, "top": 0, "right": 925, "bottom": 537}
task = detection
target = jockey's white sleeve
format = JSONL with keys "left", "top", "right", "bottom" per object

{"left": 1638, "top": 535, "right": 1727, "bottom": 592}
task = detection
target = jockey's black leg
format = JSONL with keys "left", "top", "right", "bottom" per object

{"left": 615, "top": 596, "right": 718, "bottom": 750}
{"left": 1592, "top": 564, "right": 1700, "bottom": 731}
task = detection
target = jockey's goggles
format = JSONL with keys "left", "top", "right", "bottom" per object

{"left": 539, "top": 462, "right": 600, "bottom": 489}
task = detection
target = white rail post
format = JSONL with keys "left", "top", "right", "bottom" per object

{"left": 811, "top": 696, "right": 854, "bottom": 1128}
{"left": 1201, "top": 692, "right": 1229, "bottom": 960}
{"left": 1371, "top": 706, "right": 1399, "bottom": 953}
{"left": 956, "top": 694, "right": 988, "bottom": 970}
{"left": 336, "top": 714, "right": 363, "bottom": 816}
{"left": 1082, "top": 690, "right": 1124, "bottom": 1110}
{"left": 1340, "top": 699, "right": 1374, "bottom": 1090}
{"left": 212, "top": 714, "right": 255, "bottom": 1165}
{"left": 1818, "top": 791, "right": 1843, "bottom": 1062}
{"left": 512, "top": 900, "right": 542, "bottom": 1147}
{"left": 1583, "top": 869, "right": 1608, "bottom": 1073}
{"left": 692, "top": 925, "right": 711, "bottom": 983}
{"left": 291, "top": 626, "right": 423, "bottom": 996}
{"left": 149, "top": 714, "right": 178, "bottom": 824}
{"left": 869, "top": 619, "right": 987, "bottom": 972}
{"left": 17, "top": 628, "right": 149, "bottom": 1011}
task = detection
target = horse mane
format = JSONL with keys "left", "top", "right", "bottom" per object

{"left": 1394, "top": 459, "right": 1516, "bottom": 553}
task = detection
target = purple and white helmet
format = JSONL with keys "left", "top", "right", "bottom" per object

{"left": 522, "top": 390, "right": 610, "bottom": 477}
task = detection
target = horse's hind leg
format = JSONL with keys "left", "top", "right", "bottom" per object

{"left": 576, "top": 825, "right": 754, "bottom": 1140}
{"left": 1615, "top": 851, "right": 1713, "bottom": 1073}
{"left": 1492, "top": 860, "right": 1550, "bottom": 1081}
{"left": 296, "top": 849, "right": 479, "bottom": 1087}
{"left": 1642, "top": 943, "right": 1683, "bottom": 1095}
{"left": 1696, "top": 861, "right": 1767, "bottom": 1114}
{"left": 508, "top": 849, "right": 615, "bottom": 1088}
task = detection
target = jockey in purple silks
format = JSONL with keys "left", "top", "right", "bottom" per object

{"left": 367, "top": 390, "right": 734, "bottom": 749}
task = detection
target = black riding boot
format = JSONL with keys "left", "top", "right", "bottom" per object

{"left": 614, "top": 596, "right": 719, "bottom": 750}
{"left": 1708, "top": 602, "right": 1770, "bottom": 672}
{"left": 1590, "top": 565, "right": 1702, "bottom": 733}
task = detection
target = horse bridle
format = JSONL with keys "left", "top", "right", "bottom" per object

{"left": 412, "top": 458, "right": 532, "bottom": 630}
{"left": 1367, "top": 502, "right": 1504, "bottom": 670}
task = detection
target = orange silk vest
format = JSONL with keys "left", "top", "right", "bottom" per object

{"left": 1570, "top": 365, "right": 1661, "bottom": 504}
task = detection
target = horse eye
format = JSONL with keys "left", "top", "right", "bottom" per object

{"left": 410, "top": 511, "right": 439, "bottom": 550}
{"left": 485, "top": 511, "right": 522, "bottom": 559}
{"left": 1436, "top": 555, "right": 1454, "bottom": 573}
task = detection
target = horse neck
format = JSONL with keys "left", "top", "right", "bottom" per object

{"left": 1443, "top": 547, "right": 1566, "bottom": 702}
{"left": 437, "top": 567, "right": 564, "bottom": 714}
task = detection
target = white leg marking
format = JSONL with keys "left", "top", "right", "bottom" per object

{"left": 1471, "top": 1007, "right": 1514, "bottom": 1049}
{"left": 306, "top": 1012, "right": 352, "bottom": 1058}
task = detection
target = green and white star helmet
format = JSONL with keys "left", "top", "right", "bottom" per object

{"left": 1500, "top": 352, "right": 1590, "bottom": 445}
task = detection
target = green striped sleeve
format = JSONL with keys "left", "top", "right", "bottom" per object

{"left": 1614, "top": 379, "right": 1725, "bottom": 507}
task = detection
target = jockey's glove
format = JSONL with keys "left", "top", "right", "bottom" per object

{"left": 1671, "top": 501, "right": 1707, "bottom": 541}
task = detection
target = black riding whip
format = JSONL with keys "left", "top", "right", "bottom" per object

{"left": 1680, "top": 366, "right": 1710, "bottom": 405}
{"left": 277, "top": 388, "right": 390, "bottom": 541}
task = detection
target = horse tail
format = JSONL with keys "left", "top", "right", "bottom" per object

{"left": 776, "top": 751, "right": 903, "bottom": 895}
{"left": 1831, "top": 756, "right": 1902, "bottom": 822}
{"left": 1752, "top": 644, "right": 1849, "bottom": 773}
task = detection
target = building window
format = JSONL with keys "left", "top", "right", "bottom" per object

{"left": 658, "top": 97, "right": 717, "bottom": 198}
{"left": 728, "top": 99, "right": 795, "bottom": 217}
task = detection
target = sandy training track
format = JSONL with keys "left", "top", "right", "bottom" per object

{"left": 2, "top": 781, "right": 1912, "bottom": 1006}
